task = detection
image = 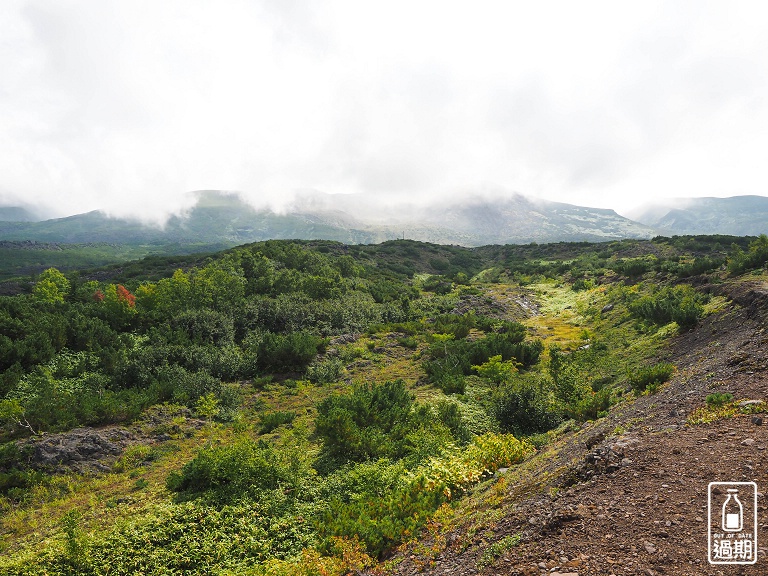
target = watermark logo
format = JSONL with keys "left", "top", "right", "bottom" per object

{"left": 708, "top": 481, "right": 757, "bottom": 565}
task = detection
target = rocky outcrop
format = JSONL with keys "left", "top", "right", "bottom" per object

{"left": 18, "top": 428, "right": 135, "bottom": 473}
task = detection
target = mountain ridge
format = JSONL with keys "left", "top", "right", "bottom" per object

{"left": 2, "top": 192, "right": 766, "bottom": 247}
{"left": 0, "top": 191, "right": 655, "bottom": 247}
{"left": 627, "top": 194, "right": 768, "bottom": 236}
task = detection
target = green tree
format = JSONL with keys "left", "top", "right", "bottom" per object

{"left": 472, "top": 354, "right": 519, "bottom": 384}
{"left": 0, "top": 398, "right": 38, "bottom": 435}
{"left": 32, "top": 268, "right": 70, "bottom": 303}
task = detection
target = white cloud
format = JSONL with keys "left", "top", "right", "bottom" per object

{"left": 1, "top": 0, "right": 768, "bottom": 221}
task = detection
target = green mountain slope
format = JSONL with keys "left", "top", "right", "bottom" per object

{"left": 628, "top": 195, "right": 768, "bottom": 236}
{"left": 0, "top": 191, "right": 654, "bottom": 247}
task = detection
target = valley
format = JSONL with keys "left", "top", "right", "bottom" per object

{"left": 0, "top": 236, "right": 767, "bottom": 574}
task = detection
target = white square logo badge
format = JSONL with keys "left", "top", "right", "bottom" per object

{"left": 708, "top": 481, "right": 757, "bottom": 565}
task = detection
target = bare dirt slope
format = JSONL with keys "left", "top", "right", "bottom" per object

{"left": 380, "top": 281, "right": 768, "bottom": 576}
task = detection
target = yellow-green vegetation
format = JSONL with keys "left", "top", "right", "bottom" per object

{"left": 0, "top": 236, "right": 756, "bottom": 574}
{"left": 524, "top": 282, "right": 587, "bottom": 347}
{"left": 687, "top": 397, "right": 767, "bottom": 425}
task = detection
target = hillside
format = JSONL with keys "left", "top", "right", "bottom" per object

{"left": 376, "top": 278, "right": 768, "bottom": 576}
{"left": 1, "top": 235, "right": 768, "bottom": 574}
{"left": 0, "top": 190, "right": 654, "bottom": 248}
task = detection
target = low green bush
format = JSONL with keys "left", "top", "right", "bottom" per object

{"left": 257, "top": 331, "right": 325, "bottom": 372}
{"left": 423, "top": 326, "right": 542, "bottom": 387}
{"left": 314, "top": 380, "right": 415, "bottom": 471}
{"left": 629, "top": 285, "right": 706, "bottom": 329}
{"left": 259, "top": 411, "right": 297, "bottom": 434}
{"left": 306, "top": 357, "right": 343, "bottom": 384}
{"left": 434, "top": 374, "right": 466, "bottom": 395}
{"left": 706, "top": 392, "right": 734, "bottom": 407}
{"left": 629, "top": 362, "right": 674, "bottom": 394}
{"left": 167, "top": 439, "right": 298, "bottom": 502}
{"left": 729, "top": 235, "right": 768, "bottom": 274}
{"left": 492, "top": 375, "right": 562, "bottom": 436}
{"left": 571, "top": 278, "right": 595, "bottom": 291}
{"left": 318, "top": 433, "right": 533, "bottom": 558}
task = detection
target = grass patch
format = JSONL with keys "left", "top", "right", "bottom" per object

{"left": 477, "top": 533, "right": 522, "bottom": 569}
{"left": 687, "top": 399, "right": 766, "bottom": 425}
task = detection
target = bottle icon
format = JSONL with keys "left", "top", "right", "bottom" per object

{"left": 722, "top": 488, "right": 743, "bottom": 532}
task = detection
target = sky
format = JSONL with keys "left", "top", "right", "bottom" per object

{"left": 1, "top": 0, "right": 768, "bottom": 223}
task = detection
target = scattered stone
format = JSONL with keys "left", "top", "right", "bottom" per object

{"left": 739, "top": 399, "right": 763, "bottom": 408}
{"left": 752, "top": 416, "right": 764, "bottom": 426}
{"left": 644, "top": 541, "right": 657, "bottom": 554}
{"left": 601, "top": 304, "right": 614, "bottom": 313}
{"left": 741, "top": 438, "right": 756, "bottom": 446}
{"left": 563, "top": 557, "right": 583, "bottom": 568}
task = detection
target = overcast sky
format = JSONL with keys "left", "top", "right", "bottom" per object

{"left": 1, "top": 0, "right": 768, "bottom": 222}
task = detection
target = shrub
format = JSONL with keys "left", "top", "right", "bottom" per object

{"left": 629, "top": 285, "right": 706, "bottom": 329}
{"left": 306, "top": 357, "right": 344, "bottom": 384}
{"left": 318, "top": 433, "right": 533, "bottom": 558}
{"left": 315, "top": 380, "right": 415, "bottom": 470}
{"left": 155, "top": 365, "right": 221, "bottom": 406}
{"left": 566, "top": 385, "right": 615, "bottom": 421}
{"left": 629, "top": 362, "right": 674, "bottom": 394}
{"left": 166, "top": 439, "right": 295, "bottom": 502}
{"left": 478, "top": 534, "right": 522, "bottom": 569}
{"left": 706, "top": 392, "right": 734, "bottom": 407}
{"left": 613, "top": 258, "right": 651, "bottom": 277}
{"left": 432, "top": 313, "right": 476, "bottom": 339}
{"left": 492, "top": 375, "right": 562, "bottom": 436}
{"left": 435, "top": 374, "right": 466, "bottom": 395}
{"left": 434, "top": 400, "right": 471, "bottom": 444}
{"left": 33, "top": 268, "right": 70, "bottom": 304}
{"left": 257, "top": 331, "right": 325, "bottom": 372}
{"left": 170, "top": 309, "right": 235, "bottom": 346}
{"left": 423, "top": 326, "right": 541, "bottom": 387}
{"left": 259, "top": 411, "right": 297, "bottom": 434}
{"left": 572, "top": 278, "right": 595, "bottom": 291}
{"left": 422, "top": 276, "right": 453, "bottom": 294}
{"left": 728, "top": 235, "right": 768, "bottom": 274}
{"left": 473, "top": 355, "right": 519, "bottom": 384}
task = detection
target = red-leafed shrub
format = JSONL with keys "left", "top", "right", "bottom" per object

{"left": 116, "top": 285, "right": 136, "bottom": 308}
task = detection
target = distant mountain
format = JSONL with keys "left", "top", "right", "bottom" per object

{"left": 0, "top": 206, "right": 41, "bottom": 222}
{"left": 415, "top": 195, "right": 653, "bottom": 244}
{"left": 0, "top": 190, "right": 655, "bottom": 247}
{"left": 627, "top": 195, "right": 768, "bottom": 237}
